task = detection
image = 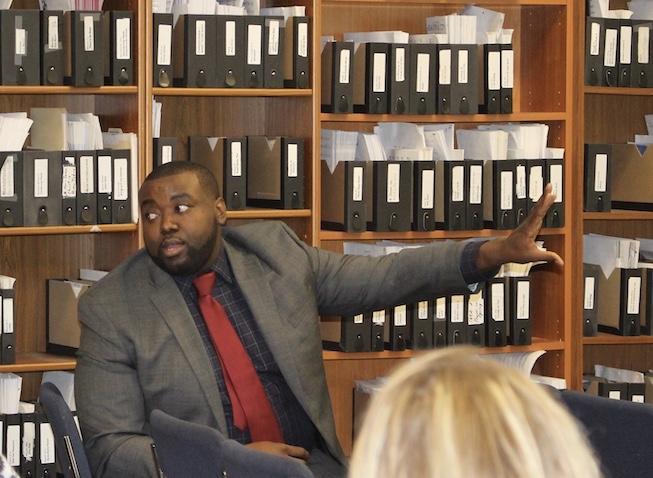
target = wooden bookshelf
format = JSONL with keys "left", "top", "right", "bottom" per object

{"left": 583, "top": 334, "right": 653, "bottom": 346}
{"left": 0, "top": 86, "right": 139, "bottom": 95}
{"left": 153, "top": 87, "right": 313, "bottom": 97}
{"left": 321, "top": 112, "right": 568, "bottom": 123}
{"left": 0, "top": 224, "right": 138, "bottom": 237}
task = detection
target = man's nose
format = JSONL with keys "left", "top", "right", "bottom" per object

{"left": 160, "top": 212, "right": 179, "bottom": 232}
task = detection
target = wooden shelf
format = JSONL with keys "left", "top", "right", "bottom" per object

{"left": 0, "top": 224, "right": 137, "bottom": 237}
{"left": 320, "top": 228, "right": 565, "bottom": 241}
{"left": 153, "top": 88, "right": 312, "bottom": 97}
{"left": 584, "top": 210, "right": 653, "bottom": 221}
{"left": 583, "top": 333, "right": 653, "bottom": 346}
{"left": 585, "top": 86, "right": 653, "bottom": 96}
{"left": 321, "top": 112, "right": 567, "bottom": 123}
{"left": 0, "top": 86, "right": 138, "bottom": 95}
{"left": 226, "top": 209, "right": 312, "bottom": 219}
{"left": 0, "top": 353, "right": 76, "bottom": 373}
{"left": 323, "top": 0, "right": 566, "bottom": 5}
{"left": 322, "top": 338, "right": 565, "bottom": 360}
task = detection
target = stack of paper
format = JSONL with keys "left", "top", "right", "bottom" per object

{"left": 589, "top": 0, "right": 633, "bottom": 18}
{"left": 67, "top": 113, "right": 103, "bottom": 151}
{"left": 0, "top": 114, "right": 32, "bottom": 152}
{"left": 355, "top": 133, "right": 386, "bottom": 162}
{"left": 260, "top": 6, "right": 306, "bottom": 19}
{"left": 461, "top": 5, "right": 504, "bottom": 44}
{"left": 343, "top": 31, "right": 410, "bottom": 45}
{"left": 0, "top": 373, "right": 22, "bottom": 415}
{"left": 426, "top": 13, "right": 477, "bottom": 44}
{"left": 220, "top": 0, "right": 259, "bottom": 16}
{"left": 584, "top": 233, "right": 640, "bottom": 278}
{"left": 456, "top": 129, "right": 509, "bottom": 160}
{"left": 153, "top": 0, "right": 174, "bottom": 14}
{"left": 321, "top": 129, "right": 358, "bottom": 174}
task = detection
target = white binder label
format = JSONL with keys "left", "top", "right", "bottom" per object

{"left": 387, "top": 163, "right": 400, "bottom": 203}
{"left": 157, "top": 24, "right": 172, "bottom": 65}
{"left": 590, "top": 22, "right": 600, "bottom": 56}
{"left": 161, "top": 145, "right": 173, "bottom": 164}
{"left": 488, "top": 50, "right": 500, "bottom": 90}
{"left": 604, "top": 28, "right": 617, "bottom": 67}
{"left": 458, "top": 50, "right": 468, "bottom": 84}
{"left": 48, "top": 16, "right": 60, "bottom": 50}
{"left": 469, "top": 164, "right": 482, "bottom": 205}
{"left": 550, "top": 164, "right": 563, "bottom": 203}
{"left": 34, "top": 158, "right": 49, "bottom": 198}
{"left": 416, "top": 53, "right": 430, "bottom": 93}
{"left": 451, "top": 165, "right": 464, "bottom": 202}
{"left": 421, "top": 170, "right": 434, "bottom": 209}
{"left": 418, "top": 301, "right": 428, "bottom": 320}
{"left": 594, "top": 153, "right": 607, "bottom": 192}
{"left": 196, "top": 20, "right": 206, "bottom": 56}
{"left": 529, "top": 165, "right": 543, "bottom": 201}
{"left": 22, "top": 422, "right": 34, "bottom": 460}
{"left": 114, "top": 157, "right": 128, "bottom": 201}
{"left": 608, "top": 390, "right": 621, "bottom": 400}
{"left": 226, "top": 21, "right": 236, "bottom": 56}
{"left": 491, "top": 283, "right": 505, "bottom": 321}
{"left": 3, "top": 298, "right": 13, "bottom": 333}
{"left": 468, "top": 292, "right": 484, "bottom": 325}
{"left": 0, "top": 157, "right": 14, "bottom": 198}
{"left": 451, "top": 295, "right": 464, "bottom": 323}
{"left": 372, "top": 310, "right": 385, "bottom": 325}
{"left": 116, "top": 18, "right": 131, "bottom": 60}
{"left": 287, "top": 144, "right": 298, "bottom": 178}
{"left": 501, "top": 49, "right": 514, "bottom": 88}
{"left": 231, "top": 142, "right": 242, "bottom": 177}
{"left": 98, "top": 155, "right": 112, "bottom": 194}
{"left": 339, "top": 49, "right": 350, "bottom": 84}
{"left": 247, "top": 24, "right": 262, "bottom": 65}
{"left": 394, "top": 305, "right": 407, "bottom": 326}
{"left": 354, "top": 314, "right": 363, "bottom": 324}
{"left": 500, "top": 171, "right": 513, "bottom": 210}
{"left": 516, "top": 165, "right": 527, "bottom": 199}
{"left": 298, "top": 22, "right": 308, "bottom": 58}
{"left": 435, "top": 297, "right": 446, "bottom": 319}
{"left": 627, "top": 276, "right": 641, "bottom": 314}
{"left": 6, "top": 425, "right": 19, "bottom": 466}
{"left": 80, "top": 155, "right": 94, "bottom": 194}
{"left": 516, "top": 281, "right": 530, "bottom": 320}
{"left": 40, "top": 424, "right": 55, "bottom": 464}
{"left": 372, "top": 53, "right": 386, "bottom": 93}
{"left": 83, "top": 15, "right": 95, "bottom": 52}
{"left": 620, "top": 26, "right": 632, "bottom": 64}
{"left": 584, "top": 277, "right": 595, "bottom": 310}
{"left": 352, "top": 166, "right": 363, "bottom": 201}
{"left": 15, "top": 29, "right": 26, "bottom": 56}
{"left": 62, "top": 157, "right": 76, "bottom": 199}
{"left": 268, "top": 20, "right": 279, "bottom": 56}
{"left": 395, "top": 47, "right": 405, "bottom": 82}
{"left": 633, "top": 395, "right": 645, "bottom": 403}
{"left": 439, "top": 49, "right": 451, "bottom": 85}
{"left": 638, "top": 26, "right": 650, "bottom": 64}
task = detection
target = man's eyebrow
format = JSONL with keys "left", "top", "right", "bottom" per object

{"left": 139, "top": 198, "right": 156, "bottom": 208}
{"left": 170, "top": 193, "right": 194, "bottom": 202}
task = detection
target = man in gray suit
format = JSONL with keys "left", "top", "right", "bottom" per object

{"left": 76, "top": 162, "right": 562, "bottom": 477}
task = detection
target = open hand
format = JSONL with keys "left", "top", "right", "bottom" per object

{"left": 476, "top": 183, "right": 564, "bottom": 271}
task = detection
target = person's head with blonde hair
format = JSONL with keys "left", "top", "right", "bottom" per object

{"left": 349, "top": 347, "right": 601, "bottom": 478}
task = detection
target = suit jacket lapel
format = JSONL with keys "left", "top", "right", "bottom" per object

{"left": 224, "top": 242, "right": 310, "bottom": 415}
{"left": 146, "top": 259, "right": 227, "bottom": 432}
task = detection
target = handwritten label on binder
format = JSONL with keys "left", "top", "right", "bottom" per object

{"left": 469, "top": 164, "right": 482, "bottom": 205}
{"left": 287, "top": 144, "right": 298, "bottom": 178}
{"left": 627, "top": 276, "right": 641, "bottom": 314}
{"left": 395, "top": 47, "right": 405, "bottom": 82}
{"left": 458, "top": 50, "right": 468, "bottom": 84}
{"left": 488, "top": 50, "right": 500, "bottom": 90}
{"left": 83, "top": 15, "right": 95, "bottom": 52}
{"left": 387, "top": 163, "right": 400, "bottom": 203}
{"left": 354, "top": 314, "right": 363, "bottom": 324}
{"left": 550, "top": 164, "right": 563, "bottom": 203}
{"left": 339, "top": 49, "right": 350, "bottom": 84}
{"left": 491, "top": 283, "right": 505, "bottom": 321}
{"left": 268, "top": 20, "right": 279, "bottom": 56}
{"left": 452, "top": 165, "right": 464, "bottom": 202}
{"left": 114, "top": 157, "right": 128, "bottom": 201}
{"left": 394, "top": 305, "right": 407, "bottom": 326}
{"left": 418, "top": 301, "right": 428, "bottom": 320}
{"left": 196, "top": 20, "right": 206, "bottom": 56}
{"left": 0, "top": 156, "right": 14, "bottom": 198}
{"left": 80, "top": 156, "right": 94, "bottom": 194}
{"left": 15, "top": 29, "right": 26, "bottom": 56}
{"left": 594, "top": 153, "right": 607, "bottom": 192}
{"left": 436, "top": 297, "right": 446, "bottom": 319}
{"left": 298, "top": 22, "right": 308, "bottom": 57}
{"left": 98, "top": 155, "right": 112, "bottom": 194}
{"left": 451, "top": 295, "right": 464, "bottom": 323}
{"left": 157, "top": 24, "right": 172, "bottom": 65}
{"left": 117, "top": 18, "right": 131, "bottom": 60}
{"left": 516, "top": 281, "right": 530, "bottom": 320}
{"left": 34, "top": 158, "right": 49, "bottom": 198}
{"left": 226, "top": 21, "right": 236, "bottom": 56}
{"left": 439, "top": 49, "right": 451, "bottom": 85}
{"left": 584, "top": 277, "right": 595, "bottom": 310}
{"left": 247, "top": 24, "right": 262, "bottom": 65}
{"left": 231, "top": 142, "right": 242, "bottom": 177}
{"left": 416, "top": 53, "right": 430, "bottom": 93}
{"left": 373, "top": 53, "right": 386, "bottom": 93}
{"left": 638, "top": 26, "right": 650, "bottom": 64}
{"left": 62, "top": 157, "right": 76, "bottom": 199}
{"left": 353, "top": 166, "right": 363, "bottom": 201}
{"left": 421, "top": 170, "right": 434, "bottom": 209}
{"left": 500, "top": 171, "right": 513, "bottom": 210}
{"left": 48, "top": 16, "right": 60, "bottom": 50}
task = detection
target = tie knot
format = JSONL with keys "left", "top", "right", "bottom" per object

{"left": 193, "top": 271, "right": 216, "bottom": 297}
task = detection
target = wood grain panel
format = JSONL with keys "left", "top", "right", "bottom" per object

{"left": 584, "top": 344, "right": 653, "bottom": 375}
{"left": 584, "top": 95, "right": 653, "bottom": 144}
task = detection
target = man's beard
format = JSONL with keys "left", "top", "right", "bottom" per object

{"left": 152, "top": 220, "right": 219, "bottom": 276}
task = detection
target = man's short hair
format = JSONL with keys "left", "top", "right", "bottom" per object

{"left": 143, "top": 162, "right": 221, "bottom": 199}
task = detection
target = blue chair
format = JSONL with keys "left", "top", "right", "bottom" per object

{"left": 150, "top": 409, "right": 314, "bottom": 478}
{"left": 38, "top": 382, "right": 92, "bottom": 478}
{"left": 560, "top": 390, "right": 653, "bottom": 478}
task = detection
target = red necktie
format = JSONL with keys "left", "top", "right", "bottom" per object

{"left": 193, "top": 271, "right": 283, "bottom": 443}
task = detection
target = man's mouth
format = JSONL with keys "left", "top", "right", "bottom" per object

{"left": 160, "top": 238, "right": 186, "bottom": 258}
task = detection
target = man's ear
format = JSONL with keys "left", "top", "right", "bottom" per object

{"left": 215, "top": 197, "right": 227, "bottom": 225}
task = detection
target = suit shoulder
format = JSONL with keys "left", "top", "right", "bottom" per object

{"left": 222, "top": 221, "right": 300, "bottom": 247}
{"left": 80, "top": 250, "right": 150, "bottom": 305}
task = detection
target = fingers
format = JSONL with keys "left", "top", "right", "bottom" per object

{"left": 543, "top": 250, "right": 564, "bottom": 267}
{"left": 282, "top": 444, "right": 310, "bottom": 460}
{"left": 531, "top": 183, "right": 556, "bottom": 222}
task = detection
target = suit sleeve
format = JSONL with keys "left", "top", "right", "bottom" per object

{"left": 75, "top": 295, "right": 159, "bottom": 478}
{"left": 277, "top": 224, "right": 471, "bottom": 316}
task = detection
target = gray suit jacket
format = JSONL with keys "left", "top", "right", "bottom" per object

{"left": 75, "top": 221, "right": 470, "bottom": 477}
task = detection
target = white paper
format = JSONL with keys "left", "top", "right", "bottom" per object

{"left": 231, "top": 142, "right": 242, "bottom": 177}
{"left": 469, "top": 164, "right": 482, "bottom": 205}
{"left": 638, "top": 26, "right": 650, "bottom": 64}
{"left": 501, "top": 49, "right": 514, "bottom": 88}
{"left": 500, "top": 170, "right": 513, "bottom": 210}
{"left": 268, "top": 20, "right": 279, "bottom": 55}
{"left": 226, "top": 21, "right": 236, "bottom": 56}
{"left": 298, "top": 22, "right": 308, "bottom": 58}
{"left": 394, "top": 305, "right": 407, "bottom": 326}
{"left": 458, "top": 49, "right": 469, "bottom": 84}
{"left": 418, "top": 301, "right": 428, "bottom": 320}
{"left": 584, "top": 277, "right": 595, "bottom": 310}
{"left": 83, "top": 15, "right": 95, "bottom": 52}
{"left": 386, "top": 163, "right": 400, "bottom": 203}
{"left": 114, "top": 157, "right": 128, "bottom": 201}
{"left": 620, "top": 25, "right": 633, "bottom": 64}
{"left": 436, "top": 297, "right": 446, "bottom": 319}
{"left": 395, "top": 47, "right": 405, "bottom": 82}
{"left": 34, "top": 158, "right": 48, "bottom": 198}
{"left": 590, "top": 22, "right": 600, "bottom": 56}
{"left": 2, "top": 298, "right": 13, "bottom": 333}
{"left": 550, "top": 164, "right": 563, "bottom": 203}
{"left": 416, "top": 53, "right": 430, "bottom": 93}
{"left": 195, "top": 20, "right": 206, "bottom": 56}
{"left": 604, "top": 28, "right": 618, "bottom": 67}
{"left": 627, "top": 276, "right": 642, "bottom": 314}
{"left": 287, "top": 144, "right": 298, "bottom": 178}
{"left": 15, "top": 29, "right": 26, "bottom": 56}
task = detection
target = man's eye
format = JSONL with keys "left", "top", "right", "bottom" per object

{"left": 177, "top": 204, "right": 190, "bottom": 213}
{"left": 144, "top": 212, "right": 158, "bottom": 222}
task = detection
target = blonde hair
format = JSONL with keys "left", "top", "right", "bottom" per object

{"left": 349, "top": 348, "right": 602, "bottom": 478}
